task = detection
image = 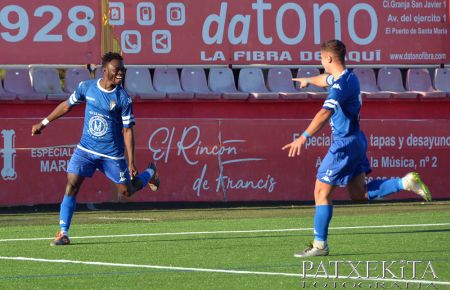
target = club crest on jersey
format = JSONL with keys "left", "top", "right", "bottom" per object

{"left": 110, "top": 100, "right": 116, "bottom": 111}
{"left": 88, "top": 116, "right": 108, "bottom": 137}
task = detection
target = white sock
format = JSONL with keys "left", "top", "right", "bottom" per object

{"left": 313, "top": 240, "right": 327, "bottom": 249}
{"left": 401, "top": 176, "right": 409, "bottom": 190}
{"left": 146, "top": 168, "right": 155, "bottom": 177}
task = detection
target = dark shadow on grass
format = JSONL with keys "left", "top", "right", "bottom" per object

{"left": 69, "top": 233, "right": 311, "bottom": 246}
{"left": 331, "top": 228, "right": 450, "bottom": 236}
{"left": 335, "top": 249, "right": 450, "bottom": 257}
{"left": 67, "top": 228, "right": 450, "bottom": 246}
{"left": 70, "top": 228, "right": 450, "bottom": 246}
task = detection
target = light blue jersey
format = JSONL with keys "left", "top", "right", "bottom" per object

{"left": 68, "top": 79, "right": 135, "bottom": 159}
{"left": 323, "top": 70, "right": 361, "bottom": 138}
{"left": 317, "top": 70, "right": 371, "bottom": 186}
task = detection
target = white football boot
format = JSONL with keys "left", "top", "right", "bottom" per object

{"left": 294, "top": 242, "right": 329, "bottom": 258}
{"left": 402, "top": 172, "right": 432, "bottom": 202}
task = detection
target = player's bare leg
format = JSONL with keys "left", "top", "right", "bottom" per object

{"left": 51, "top": 173, "right": 85, "bottom": 246}
{"left": 347, "top": 173, "right": 368, "bottom": 201}
{"left": 294, "top": 180, "right": 335, "bottom": 258}
{"left": 65, "top": 173, "right": 85, "bottom": 197}
{"left": 117, "top": 163, "right": 160, "bottom": 197}
{"left": 314, "top": 179, "right": 335, "bottom": 205}
{"left": 116, "top": 181, "right": 143, "bottom": 197}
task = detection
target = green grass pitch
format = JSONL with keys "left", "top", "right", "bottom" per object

{"left": 0, "top": 201, "right": 449, "bottom": 289}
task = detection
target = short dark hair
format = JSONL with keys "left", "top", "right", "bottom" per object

{"left": 321, "top": 39, "right": 346, "bottom": 64}
{"left": 101, "top": 52, "right": 123, "bottom": 68}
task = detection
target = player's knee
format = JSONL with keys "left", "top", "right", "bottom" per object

{"left": 65, "top": 183, "right": 79, "bottom": 196}
{"left": 117, "top": 184, "right": 133, "bottom": 197}
{"left": 117, "top": 187, "right": 128, "bottom": 197}
{"left": 314, "top": 188, "right": 331, "bottom": 203}
{"left": 65, "top": 174, "right": 84, "bottom": 196}
{"left": 120, "top": 190, "right": 131, "bottom": 197}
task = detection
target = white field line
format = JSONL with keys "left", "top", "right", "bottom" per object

{"left": 0, "top": 256, "right": 449, "bottom": 286}
{"left": 96, "top": 217, "right": 156, "bottom": 221}
{"left": 0, "top": 223, "right": 449, "bottom": 243}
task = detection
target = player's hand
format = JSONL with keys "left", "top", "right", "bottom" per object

{"left": 282, "top": 136, "right": 306, "bottom": 157}
{"left": 129, "top": 163, "right": 138, "bottom": 180}
{"left": 31, "top": 123, "right": 46, "bottom": 136}
{"left": 292, "top": 78, "right": 309, "bottom": 88}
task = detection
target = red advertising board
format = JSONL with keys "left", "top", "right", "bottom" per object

{"left": 0, "top": 118, "right": 448, "bottom": 206}
{"left": 0, "top": 0, "right": 448, "bottom": 64}
{"left": 0, "top": 0, "right": 101, "bottom": 64}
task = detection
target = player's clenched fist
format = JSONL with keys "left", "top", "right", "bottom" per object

{"left": 129, "top": 163, "right": 138, "bottom": 179}
{"left": 31, "top": 122, "right": 46, "bottom": 136}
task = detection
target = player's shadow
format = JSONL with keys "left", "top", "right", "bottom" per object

{"left": 69, "top": 233, "right": 311, "bottom": 246}
{"left": 337, "top": 248, "right": 450, "bottom": 257}
{"left": 331, "top": 229, "right": 450, "bottom": 256}
{"left": 69, "top": 228, "right": 450, "bottom": 246}
{"left": 332, "top": 228, "right": 450, "bottom": 236}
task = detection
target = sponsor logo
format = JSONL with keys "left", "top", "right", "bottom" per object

{"left": 110, "top": 100, "right": 117, "bottom": 111}
{"left": 331, "top": 83, "right": 342, "bottom": 90}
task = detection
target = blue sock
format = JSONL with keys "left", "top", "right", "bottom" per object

{"left": 367, "top": 178, "right": 404, "bottom": 200}
{"left": 314, "top": 205, "right": 333, "bottom": 242}
{"left": 135, "top": 169, "right": 153, "bottom": 190}
{"left": 59, "top": 195, "right": 77, "bottom": 233}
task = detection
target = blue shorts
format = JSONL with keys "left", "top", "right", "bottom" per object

{"left": 317, "top": 131, "right": 371, "bottom": 186}
{"left": 67, "top": 148, "right": 130, "bottom": 184}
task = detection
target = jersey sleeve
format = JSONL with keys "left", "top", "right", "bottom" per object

{"left": 326, "top": 74, "right": 334, "bottom": 86}
{"left": 322, "top": 86, "right": 343, "bottom": 112}
{"left": 67, "top": 81, "right": 88, "bottom": 106}
{"left": 121, "top": 91, "right": 135, "bottom": 128}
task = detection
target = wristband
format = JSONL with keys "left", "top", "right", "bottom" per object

{"left": 41, "top": 118, "right": 50, "bottom": 126}
{"left": 301, "top": 131, "right": 310, "bottom": 139}
{"left": 305, "top": 78, "right": 311, "bottom": 85}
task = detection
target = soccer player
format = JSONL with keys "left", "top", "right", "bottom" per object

{"left": 31, "top": 52, "right": 160, "bottom": 246}
{"left": 282, "top": 40, "right": 431, "bottom": 257}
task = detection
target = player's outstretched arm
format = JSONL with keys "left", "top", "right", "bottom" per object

{"left": 282, "top": 108, "right": 332, "bottom": 157}
{"left": 293, "top": 74, "right": 330, "bottom": 88}
{"left": 31, "top": 100, "right": 72, "bottom": 136}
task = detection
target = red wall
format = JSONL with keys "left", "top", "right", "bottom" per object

{"left": 0, "top": 99, "right": 449, "bottom": 206}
